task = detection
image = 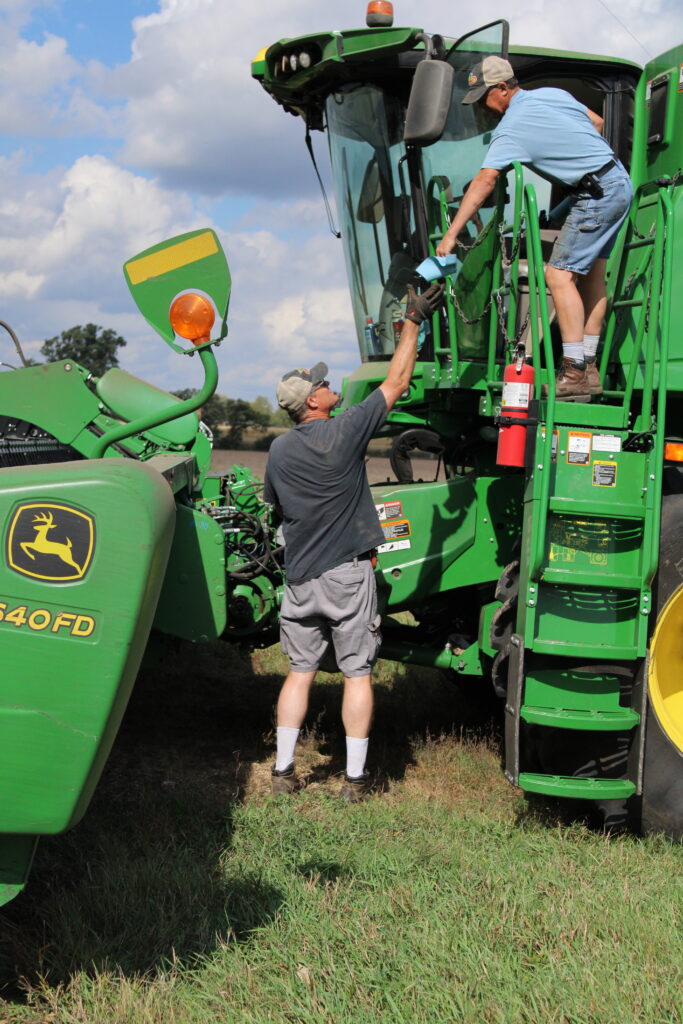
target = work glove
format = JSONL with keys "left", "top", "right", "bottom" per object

{"left": 405, "top": 282, "right": 445, "bottom": 324}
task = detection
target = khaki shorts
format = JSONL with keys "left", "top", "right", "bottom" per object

{"left": 280, "top": 558, "right": 381, "bottom": 677}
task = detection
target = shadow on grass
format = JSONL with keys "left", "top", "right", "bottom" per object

{"left": 0, "top": 637, "right": 286, "bottom": 999}
{"left": 0, "top": 634, "right": 501, "bottom": 999}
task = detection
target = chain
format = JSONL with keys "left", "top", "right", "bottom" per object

{"left": 454, "top": 215, "right": 497, "bottom": 252}
{"left": 449, "top": 287, "right": 493, "bottom": 325}
{"left": 447, "top": 215, "right": 528, "bottom": 345}
{"left": 631, "top": 221, "right": 656, "bottom": 241}
{"left": 499, "top": 219, "right": 525, "bottom": 267}
{"left": 495, "top": 290, "right": 531, "bottom": 348}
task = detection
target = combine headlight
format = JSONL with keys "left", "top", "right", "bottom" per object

{"left": 289, "top": 53, "right": 298, "bottom": 72}
{"left": 299, "top": 50, "right": 312, "bottom": 69}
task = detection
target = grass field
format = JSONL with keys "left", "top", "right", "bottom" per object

{"left": 0, "top": 638, "right": 681, "bottom": 1024}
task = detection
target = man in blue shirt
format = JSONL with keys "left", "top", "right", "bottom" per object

{"left": 437, "top": 56, "right": 633, "bottom": 400}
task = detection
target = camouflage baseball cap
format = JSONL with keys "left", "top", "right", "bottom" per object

{"left": 276, "top": 362, "right": 328, "bottom": 415}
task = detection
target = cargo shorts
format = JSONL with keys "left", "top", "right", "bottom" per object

{"left": 548, "top": 162, "right": 633, "bottom": 276}
{"left": 279, "top": 558, "right": 381, "bottom": 677}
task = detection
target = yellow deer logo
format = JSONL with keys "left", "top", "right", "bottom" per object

{"left": 20, "top": 511, "right": 83, "bottom": 575}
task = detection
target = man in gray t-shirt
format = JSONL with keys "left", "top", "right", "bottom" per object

{"left": 264, "top": 283, "right": 444, "bottom": 801}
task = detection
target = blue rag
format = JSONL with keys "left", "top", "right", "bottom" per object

{"left": 416, "top": 254, "right": 461, "bottom": 282}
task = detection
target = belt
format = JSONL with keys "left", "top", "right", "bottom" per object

{"left": 352, "top": 549, "right": 378, "bottom": 567}
{"left": 594, "top": 159, "right": 617, "bottom": 178}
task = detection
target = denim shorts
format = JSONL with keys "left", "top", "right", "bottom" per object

{"left": 549, "top": 163, "right": 633, "bottom": 275}
{"left": 280, "top": 558, "right": 381, "bottom": 677}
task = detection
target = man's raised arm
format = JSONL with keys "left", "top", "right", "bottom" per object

{"left": 379, "top": 283, "right": 445, "bottom": 411}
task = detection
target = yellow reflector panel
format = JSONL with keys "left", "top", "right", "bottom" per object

{"left": 126, "top": 231, "right": 218, "bottom": 285}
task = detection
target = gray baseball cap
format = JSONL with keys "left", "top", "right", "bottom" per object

{"left": 276, "top": 362, "right": 328, "bottom": 415}
{"left": 462, "top": 56, "right": 514, "bottom": 104}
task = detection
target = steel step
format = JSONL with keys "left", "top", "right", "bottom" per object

{"left": 519, "top": 773, "right": 636, "bottom": 800}
{"left": 548, "top": 496, "right": 646, "bottom": 519}
{"left": 520, "top": 704, "right": 640, "bottom": 730}
{"left": 541, "top": 568, "right": 642, "bottom": 590}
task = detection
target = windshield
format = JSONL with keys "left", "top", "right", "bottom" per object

{"left": 326, "top": 85, "right": 419, "bottom": 361}
{"left": 325, "top": 77, "right": 553, "bottom": 365}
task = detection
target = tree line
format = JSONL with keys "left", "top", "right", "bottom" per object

{"left": 39, "top": 323, "right": 288, "bottom": 448}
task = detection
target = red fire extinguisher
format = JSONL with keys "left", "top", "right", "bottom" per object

{"left": 496, "top": 346, "right": 535, "bottom": 468}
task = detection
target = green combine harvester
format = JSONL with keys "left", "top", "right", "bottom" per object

{"left": 0, "top": 6, "right": 681, "bottom": 908}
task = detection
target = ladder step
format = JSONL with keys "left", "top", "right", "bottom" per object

{"left": 519, "top": 772, "right": 636, "bottom": 800}
{"left": 532, "top": 639, "right": 640, "bottom": 660}
{"left": 548, "top": 497, "right": 646, "bottom": 519}
{"left": 612, "top": 298, "right": 643, "bottom": 308}
{"left": 624, "top": 236, "right": 654, "bottom": 250}
{"left": 541, "top": 568, "right": 642, "bottom": 589}
{"left": 520, "top": 705, "right": 640, "bottom": 730}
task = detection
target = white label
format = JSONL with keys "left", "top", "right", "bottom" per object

{"left": 378, "top": 539, "right": 411, "bottom": 554}
{"left": 501, "top": 381, "right": 531, "bottom": 408}
{"left": 592, "top": 434, "right": 622, "bottom": 453}
{"left": 568, "top": 432, "right": 591, "bottom": 454}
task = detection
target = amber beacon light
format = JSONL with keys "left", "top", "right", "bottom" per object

{"left": 169, "top": 292, "right": 216, "bottom": 345}
{"left": 366, "top": 1, "right": 394, "bottom": 27}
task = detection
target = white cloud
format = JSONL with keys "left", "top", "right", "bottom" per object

{"left": 2, "top": 0, "right": 683, "bottom": 402}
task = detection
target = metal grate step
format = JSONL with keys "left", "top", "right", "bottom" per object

{"left": 519, "top": 773, "right": 636, "bottom": 800}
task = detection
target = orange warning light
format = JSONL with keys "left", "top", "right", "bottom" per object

{"left": 664, "top": 441, "right": 683, "bottom": 462}
{"left": 169, "top": 292, "right": 215, "bottom": 344}
{"left": 366, "top": 1, "right": 394, "bottom": 27}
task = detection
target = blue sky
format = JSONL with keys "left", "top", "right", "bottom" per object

{"left": 0, "top": 0, "right": 681, "bottom": 400}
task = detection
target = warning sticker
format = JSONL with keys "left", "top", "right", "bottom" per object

{"left": 567, "top": 431, "right": 592, "bottom": 465}
{"left": 593, "top": 460, "right": 617, "bottom": 487}
{"left": 378, "top": 539, "right": 411, "bottom": 554}
{"left": 501, "top": 382, "right": 531, "bottom": 408}
{"left": 593, "top": 434, "right": 622, "bottom": 453}
{"left": 381, "top": 518, "right": 411, "bottom": 541}
{"left": 375, "top": 500, "right": 402, "bottom": 522}
{"left": 679, "top": 64, "right": 683, "bottom": 92}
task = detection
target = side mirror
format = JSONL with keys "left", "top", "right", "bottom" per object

{"left": 404, "top": 60, "right": 454, "bottom": 146}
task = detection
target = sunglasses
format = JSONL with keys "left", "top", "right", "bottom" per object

{"left": 312, "top": 380, "right": 330, "bottom": 392}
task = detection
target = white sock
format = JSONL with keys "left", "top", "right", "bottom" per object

{"left": 583, "top": 334, "right": 600, "bottom": 361}
{"left": 345, "top": 736, "right": 369, "bottom": 779}
{"left": 275, "top": 726, "right": 299, "bottom": 772}
{"left": 562, "top": 342, "right": 584, "bottom": 363}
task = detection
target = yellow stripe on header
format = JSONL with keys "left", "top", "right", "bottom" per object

{"left": 126, "top": 231, "right": 218, "bottom": 285}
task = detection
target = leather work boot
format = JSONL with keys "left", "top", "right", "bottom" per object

{"left": 585, "top": 358, "right": 603, "bottom": 396}
{"left": 340, "top": 771, "right": 370, "bottom": 803}
{"left": 542, "top": 358, "right": 591, "bottom": 402}
{"left": 271, "top": 763, "right": 298, "bottom": 795}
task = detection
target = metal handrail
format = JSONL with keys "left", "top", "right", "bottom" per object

{"left": 642, "top": 187, "right": 673, "bottom": 588}
{"left": 522, "top": 182, "right": 557, "bottom": 582}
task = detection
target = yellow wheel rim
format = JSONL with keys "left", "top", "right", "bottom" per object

{"left": 649, "top": 582, "right": 683, "bottom": 754}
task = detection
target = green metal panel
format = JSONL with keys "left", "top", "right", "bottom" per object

{"left": 370, "top": 474, "right": 518, "bottom": 612}
{"left": 0, "top": 459, "right": 175, "bottom": 834}
{"left": 0, "top": 361, "right": 100, "bottom": 446}
{"left": 153, "top": 503, "right": 227, "bottom": 643}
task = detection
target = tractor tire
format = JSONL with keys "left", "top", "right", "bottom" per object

{"left": 640, "top": 493, "right": 683, "bottom": 838}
